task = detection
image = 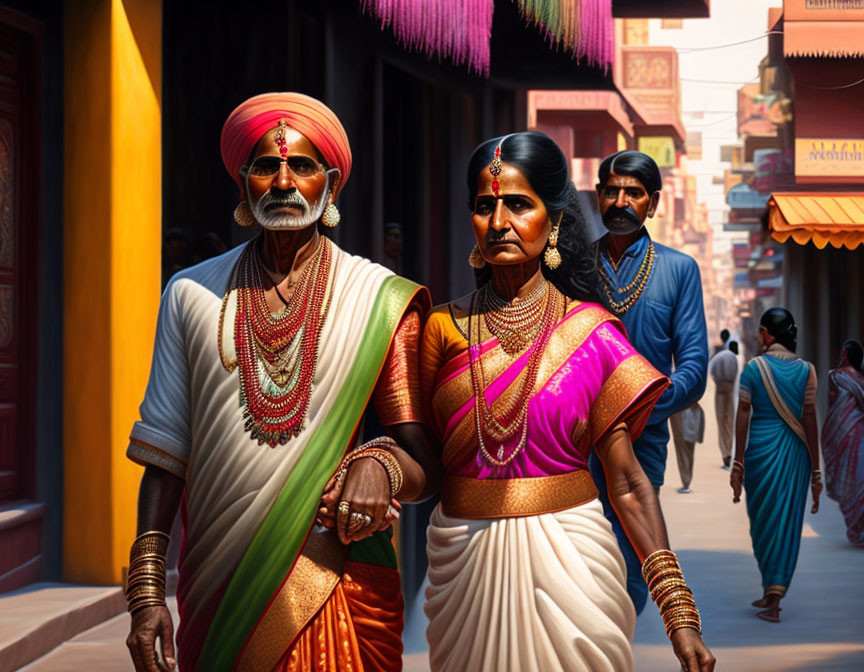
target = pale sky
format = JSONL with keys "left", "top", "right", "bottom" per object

{"left": 651, "top": 0, "right": 783, "bottom": 255}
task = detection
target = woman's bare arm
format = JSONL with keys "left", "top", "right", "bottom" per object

{"left": 594, "top": 426, "right": 669, "bottom": 559}
{"left": 594, "top": 426, "right": 715, "bottom": 672}
{"left": 730, "top": 398, "right": 751, "bottom": 503}
{"left": 802, "top": 402, "right": 822, "bottom": 513}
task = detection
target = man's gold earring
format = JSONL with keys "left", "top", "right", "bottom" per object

{"left": 469, "top": 245, "right": 486, "bottom": 269}
{"left": 322, "top": 198, "right": 341, "bottom": 227}
{"left": 544, "top": 218, "right": 562, "bottom": 270}
{"left": 234, "top": 201, "right": 254, "bottom": 227}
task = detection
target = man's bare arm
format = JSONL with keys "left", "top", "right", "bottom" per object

{"left": 126, "top": 466, "right": 184, "bottom": 672}
{"left": 136, "top": 466, "right": 185, "bottom": 534}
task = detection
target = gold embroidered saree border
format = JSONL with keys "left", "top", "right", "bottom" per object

{"left": 235, "top": 529, "right": 346, "bottom": 672}
{"left": 441, "top": 470, "right": 598, "bottom": 519}
{"left": 589, "top": 354, "right": 669, "bottom": 442}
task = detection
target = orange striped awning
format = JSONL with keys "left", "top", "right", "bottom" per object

{"left": 768, "top": 193, "right": 864, "bottom": 250}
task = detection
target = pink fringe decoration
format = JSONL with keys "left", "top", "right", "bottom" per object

{"left": 361, "top": 0, "right": 494, "bottom": 77}
{"left": 578, "top": 0, "right": 614, "bottom": 69}
{"left": 361, "top": 0, "right": 613, "bottom": 77}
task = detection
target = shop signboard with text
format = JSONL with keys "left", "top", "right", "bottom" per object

{"left": 638, "top": 136, "right": 676, "bottom": 168}
{"left": 795, "top": 138, "right": 864, "bottom": 177}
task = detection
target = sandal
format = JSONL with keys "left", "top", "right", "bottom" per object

{"left": 756, "top": 607, "right": 781, "bottom": 623}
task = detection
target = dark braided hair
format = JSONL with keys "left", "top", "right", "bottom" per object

{"left": 760, "top": 307, "right": 798, "bottom": 352}
{"left": 466, "top": 132, "right": 605, "bottom": 304}
{"left": 843, "top": 338, "right": 863, "bottom": 372}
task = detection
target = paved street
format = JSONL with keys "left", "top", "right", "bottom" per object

{"left": 630, "top": 380, "right": 864, "bottom": 672}
{"left": 19, "top": 380, "right": 864, "bottom": 671}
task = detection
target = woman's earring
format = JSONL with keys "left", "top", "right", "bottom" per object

{"left": 234, "top": 201, "right": 254, "bottom": 227}
{"left": 469, "top": 245, "right": 486, "bottom": 269}
{"left": 544, "top": 220, "right": 562, "bottom": 270}
{"left": 322, "top": 199, "right": 341, "bottom": 227}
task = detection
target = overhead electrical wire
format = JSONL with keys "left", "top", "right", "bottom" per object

{"left": 677, "top": 31, "right": 783, "bottom": 53}
{"left": 680, "top": 75, "right": 760, "bottom": 86}
{"left": 685, "top": 113, "right": 739, "bottom": 128}
{"left": 796, "top": 75, "right": 864, "bottom": 90}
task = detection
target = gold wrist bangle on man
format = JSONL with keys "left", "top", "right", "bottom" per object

{"left": 337, "top": 437, "right": 404, "bottom": 497}
{"left": 125, "top": 531, "right": 170, "bottom": 615}
{"left": 642, "top": 549, "right": 702, "bottom": 638}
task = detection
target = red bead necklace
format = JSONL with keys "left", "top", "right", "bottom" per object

{"left": 225, "top": 237, "right": 333, "bottom": 447}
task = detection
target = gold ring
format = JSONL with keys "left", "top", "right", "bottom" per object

{"left": 338, "top": 501, "right": 351, "bottom": 515}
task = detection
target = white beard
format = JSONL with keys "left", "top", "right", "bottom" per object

{"left": 252, "top": 187, "right": 329, "bottom": 231}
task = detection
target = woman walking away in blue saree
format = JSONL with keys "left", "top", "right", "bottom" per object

{"left": 730, "top": 308, "right": 822, "bottom": 623}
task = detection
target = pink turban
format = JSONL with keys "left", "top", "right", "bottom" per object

{"left": 220, "top": 92, "right": 352, "bottom": 197}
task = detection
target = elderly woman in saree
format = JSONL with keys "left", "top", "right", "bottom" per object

{"left": 822, "top": 339, "right": 864, "bottom": 546}
{"left": 420, "top": 132, "right": 714, "bottom": 672}
{"left": 730, "top": 308, "right": 823, "bottom": 623}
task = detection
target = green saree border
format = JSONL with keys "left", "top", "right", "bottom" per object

{"left": 198, "top": 275, "right": 423, "bottom": 671}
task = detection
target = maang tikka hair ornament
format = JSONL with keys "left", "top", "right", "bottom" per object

{"left": 489, "top": 142, "right": 503, "bottom": 197}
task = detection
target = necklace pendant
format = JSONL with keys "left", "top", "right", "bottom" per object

{"left": 497, "top": 444, "right": 505, "bottom": 460}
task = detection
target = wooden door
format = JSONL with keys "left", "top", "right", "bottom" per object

{"left": 0, "top": 13, "right": 39, "bottom": 505}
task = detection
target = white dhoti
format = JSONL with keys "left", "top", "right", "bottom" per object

{"left": 425, "top": 499, "right": 636, "bottom": 672}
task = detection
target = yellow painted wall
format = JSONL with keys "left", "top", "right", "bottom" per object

{"left": 63, "top": 0, "right": 162, "bottom": 584}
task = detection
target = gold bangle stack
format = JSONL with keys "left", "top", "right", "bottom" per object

{"left": 337, "top": 437, "right": 404, "bottom": 497}
{"left": 642, "top": 549, "right": 701, "bottom": 638}
{"left": 125, "top": 531, "right": 170, "bottom": 615}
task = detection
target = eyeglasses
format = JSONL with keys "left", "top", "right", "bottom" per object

{"left": 247, "top": 155, "right": 324, "bottom": 179}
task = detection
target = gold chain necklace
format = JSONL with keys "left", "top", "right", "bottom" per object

{"left": 599, "top": 242, "right": 655, "bottom": 315}
{"left": 469, "top": 282, "right": 565, "bottom": 467}
{"left": 481, "top": 280, "right": 547, "bottom": 356}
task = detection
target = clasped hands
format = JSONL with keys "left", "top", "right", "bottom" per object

{"left": 316, "top": 456, "right": 401, "bottom": 544}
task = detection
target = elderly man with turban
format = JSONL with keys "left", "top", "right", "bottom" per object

{"left": 123, "top": 93, "right": 439, "bottom": 672}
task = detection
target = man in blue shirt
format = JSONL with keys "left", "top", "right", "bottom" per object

{"left": 588, "top": 150, "right": 708, "bottom": 614}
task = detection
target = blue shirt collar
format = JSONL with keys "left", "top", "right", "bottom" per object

{"left": 600, "top": 229, "right": 650, "bottom": 272}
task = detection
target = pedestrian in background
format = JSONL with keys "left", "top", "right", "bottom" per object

{"left": 710, "top": 340, "right": 739, "bottom": 469}
{"left": 670, "top": 402, "right": 705, "bottom": 493}
{"left": 715, "top": 328, "right": 730, "bottom": 355}
{"left": 822, "top": 338, "right": 864, "bottom": 547}
{"left": 730, "top": 308, "right": 821, "bottom": 623}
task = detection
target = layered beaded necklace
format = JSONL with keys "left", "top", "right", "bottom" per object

{"left": 469, "top": 280, "right": 565, "bottom": 467}
{"left": 219, "top": 237, "right": 333, "bottom": 447}
{"left": 598, "top": 241, "right": 655, "bottom": 315}
{"left": 482, "top": 278, "right": 547, "bottom": 357}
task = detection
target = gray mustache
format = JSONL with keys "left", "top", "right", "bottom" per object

{"left": 261, "top": 192, "right": 309, "bottom": 211}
